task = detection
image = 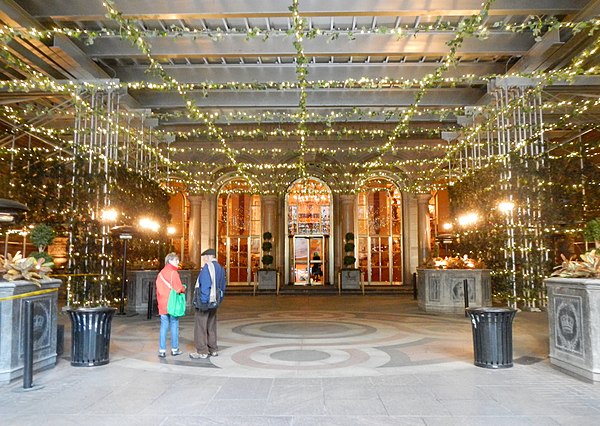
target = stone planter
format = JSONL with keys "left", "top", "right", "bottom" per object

{"left": 257, "top": 269, "right": 277, "bottom": 291}
{"left": 0, "top": 278, "right": 61, "bottom": 384}
{"left": 340, "top": 269, "right": 363, "bottom": 294}
{"left": 545, "top": 277, "right": 600, "bottom": 381}
{"left": 127, "top": 270, "right": 199, "bottom": 315}
{"left": 417, "top": 269, "right": 491, "bottom": 314}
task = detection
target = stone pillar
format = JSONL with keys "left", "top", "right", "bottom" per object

{"left": 339, "top": 194, "right": 355, "bottom": 238}
{"left": 188, "top": 195, "right": 202, "bottom": 267}
{"left": 262, "top": 195, "right": 278, "bottom": 236}
{"left": 417, "top": 193, "right": 432, "bottom": 266}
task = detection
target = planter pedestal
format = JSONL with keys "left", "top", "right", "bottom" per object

{"left": 0, "top": 278, "right": 62, "bottom": 384}
{"left": 339, "top": 269, "right": 364, "bottom": 294}
{"left": 256, "top": 269, "right": 278, "bottom": 295}
{"left": 417, "top": 269, "right": 491, "bottom": 314}
{"left": 545, "top": 277, "right": 600, "bottom": 381}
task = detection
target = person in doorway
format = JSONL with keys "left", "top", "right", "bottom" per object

{"left": 311, "top": 251, "right": 323, "bottom": 282}
{"left": 190, "top": 248, "right": 227, "bottom": 359}
{"left": 155, "top": 252, "right": 185, "bottom": 358}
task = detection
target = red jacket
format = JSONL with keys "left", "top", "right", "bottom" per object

{"left": 155, "top": 263, "right": 185, "bottom": 315}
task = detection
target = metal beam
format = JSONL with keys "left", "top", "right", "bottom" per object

{"left": 131, "top": 88, "right": 485, "bottom": 108}
{"left": 17, "top": 0, "right": 587, "bottom": 20}
{"left": 113, "top": 62, "right": 507, "bottom": 84}
{"left": 81, "top": 33, "right": 533, "bottom": 58}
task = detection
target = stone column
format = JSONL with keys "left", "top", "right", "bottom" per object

{"left": 417, "top": 193, "right": 432, "bottom": 266}
{"left": 188, "top": 195, "right": 202, "bottom": 267}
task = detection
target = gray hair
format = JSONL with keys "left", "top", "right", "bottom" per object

{"left": 164, "top": 252, "right": 179, "bottom": 265}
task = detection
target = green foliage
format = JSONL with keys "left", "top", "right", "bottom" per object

{"left": 343, "top": 255, "right": 356, "bottom": 267}
{"left": 29, "top": 251, "right": 54, "bottom": 264}
{"left": 343, "top": 232, "right": 356, "bottom": 268}
{"left": 30, "top": 223, "right": 55, "bottom": 251}
{"left": 261, "top": 231, "right": 274, "bottom": 268}
{"left": 583, "top": 218, "right": 600, "bottom": 242}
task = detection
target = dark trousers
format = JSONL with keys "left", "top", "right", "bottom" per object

{"left": 194, "top": 308, "right": 218, "bottom": 354}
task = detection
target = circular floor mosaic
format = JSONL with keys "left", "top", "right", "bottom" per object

{"left": 206, "top": 310, "right": 471, "bottom": 377}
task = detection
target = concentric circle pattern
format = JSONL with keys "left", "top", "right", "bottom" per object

{"left": 208, "top": 310, "right": 471, "bottom": 377}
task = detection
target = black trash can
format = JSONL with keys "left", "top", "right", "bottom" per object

{"left": 466, "top": 307, "right": 517, "bottom": 369}
{"left": 67, "top": 306, "right": 117, "bottom": 367}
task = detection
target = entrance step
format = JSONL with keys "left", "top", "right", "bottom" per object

{"left": 226, "top": 284, "right": 413, "bottom": 296}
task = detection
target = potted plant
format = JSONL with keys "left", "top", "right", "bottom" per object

{"left": 583, "top": 218, "right": 600, "bottom": 248}
{"left": 29, "top": 223, "right": 56, "bottom": 263}
{"left": 545, "top": 249, "right": 600, "bottom": 381}
{"left": 257, "top": 231, "right": 277, "bottom": 291}
{"left": 340, "top": 232, "right": 361, "bottom": 292}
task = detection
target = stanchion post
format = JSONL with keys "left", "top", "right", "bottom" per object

{"left": 118, "top": 234, "right": 132, "bottom": 315}
{"left": 147, "top": 283, "right": 153, "bottom": 320}
{"left": 23, "top": 300, "right": 34, "bottom": 389}
{"left": 412, "top": 272, "right": 417, "bottom": 300}
{"left": 463, "top": 278, "right": 469, "bottom": 317}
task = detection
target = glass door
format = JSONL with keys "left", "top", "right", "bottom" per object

{"left": 292, "top": 236, "right": 324, "bottom": 285}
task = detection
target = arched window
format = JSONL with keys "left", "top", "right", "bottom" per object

{"left": 217, "top": 180, "right": 261, "bottom": 284}
{"left": 357, "top": 179, "right": 403, "bottom": 285}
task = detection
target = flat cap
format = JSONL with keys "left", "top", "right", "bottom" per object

{"left": 201, "top": 248, "right": 216, "bottom": 256}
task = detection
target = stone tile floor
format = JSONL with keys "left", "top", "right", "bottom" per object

{"left": 1, "top": 294, "right": 600, "bottom": 425}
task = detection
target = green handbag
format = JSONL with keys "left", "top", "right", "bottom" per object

{"left": 167, "top": 288, "right": 186, "bottom": 317}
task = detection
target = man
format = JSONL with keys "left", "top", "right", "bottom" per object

{"left": 190, "top": 248, "right": 227, "bottom": 359}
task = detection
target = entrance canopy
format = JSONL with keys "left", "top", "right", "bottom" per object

{"left": 0, "top": 1, "right": 599, "bottom": 192}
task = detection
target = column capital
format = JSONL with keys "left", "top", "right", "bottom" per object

{"left": 416, "top": 193, "right": 432, "bottom": 204}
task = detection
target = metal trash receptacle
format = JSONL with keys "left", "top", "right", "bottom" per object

{"left": 67, "top": 307, "right": 116, "bottom": 367}
{"left": 466, "top": 307, "right": 517, "bottom": 369}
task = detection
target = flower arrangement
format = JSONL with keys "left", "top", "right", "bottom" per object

{"left": 551, "top": 250, "right": 600, "bottom": 278}
{"left": 424, "top": 254, "right": 486, "bottom": 270}
{"left": 0, "top": 251, "right": 54, "bottom": 285}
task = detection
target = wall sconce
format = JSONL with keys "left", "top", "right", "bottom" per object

{"left": 457, "top": 212, "right": 479, "bottom": 227}
{"left": 101, "top": 208, "right": 119, "bottom": 223}
{"left": 138, "top": 217, "right": 160, "bottom": 232}
{"left": 498, "top": 201, "right": 515, "bottom": 214}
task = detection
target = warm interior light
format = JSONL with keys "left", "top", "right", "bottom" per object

{"left": 442, "top": 222, "right": 453, "bottom": 231}
{"left": 167, "top": 226, "right": 176, "bottom": 235}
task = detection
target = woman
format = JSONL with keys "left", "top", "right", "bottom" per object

{"left": 155, "top": 252, "right": 185, "bottom": 357}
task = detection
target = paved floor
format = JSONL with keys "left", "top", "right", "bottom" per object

{"left": 2, "top": 294, "right": 600, "bottom": 425}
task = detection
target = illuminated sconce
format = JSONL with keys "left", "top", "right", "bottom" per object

{"left": 167, "top": 226, "right": 177, "bottom": 236}
{"left": 442, "top": 222, "right": 453, "bottom": 232}
{"left": 139, "top": 217, "right": 160, "bottom": 232}
{"left": 457, "top": 212, "right": 479, "bottom": 227}
{"left": 101, "top": 208, "right": 119, "bottom": 223}
{"left": 498, "top": 200, "right": 515, "bottom": 214}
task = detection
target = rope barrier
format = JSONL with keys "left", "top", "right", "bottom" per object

{"left": 0, "top": 287, "right": 58, "bottom": 302}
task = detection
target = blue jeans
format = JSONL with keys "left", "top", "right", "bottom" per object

{"left": 159, "top": 314, "right": 179, "bottom": 351}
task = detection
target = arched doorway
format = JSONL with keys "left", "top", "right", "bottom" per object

{"left": 286, "top": 178, "right": 332, "bottom": 285}
{"left": 217, "top": 179, "right": 261, "bottom": 285}
{"left": 357, "top": 179, "right": 403, "bottom": 285}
